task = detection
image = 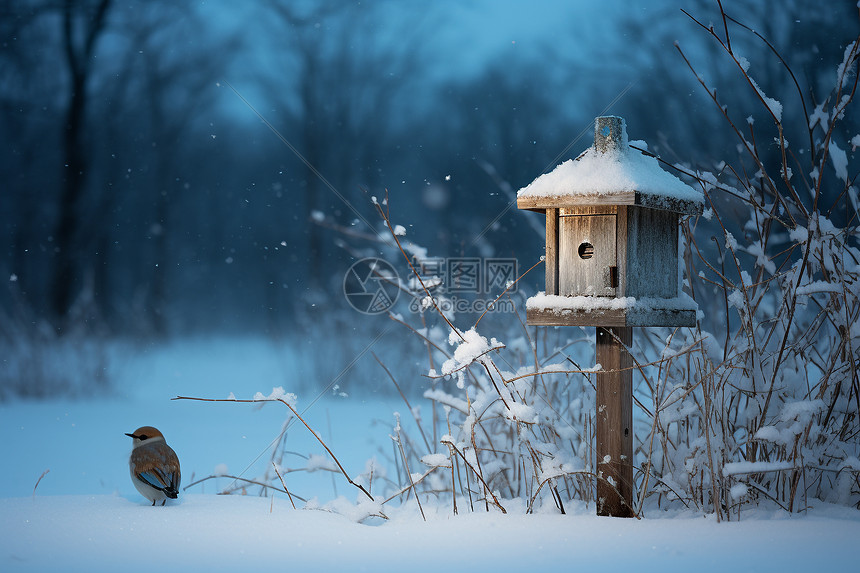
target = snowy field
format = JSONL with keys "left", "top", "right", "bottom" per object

{"left": 1, "top": 337, "right": 858, "bottom": 572}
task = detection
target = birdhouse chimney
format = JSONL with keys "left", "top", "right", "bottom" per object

{"left": 594, "top": 116, "right": 627, "bottom": 155}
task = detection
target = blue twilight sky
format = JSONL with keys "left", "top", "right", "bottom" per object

{"left": 199, "top": 0, "right": 669, "bottom": 124}
{"left": 427, "top": 0, "right": 622, "bottom": 74}
{"left": 202, "top": 0, "right": 643, "bottom": 75}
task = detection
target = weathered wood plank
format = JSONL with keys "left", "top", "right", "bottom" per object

{"left": 527, "top": 308, "right": 628, "bottom": 327}
{"left": 625, "top": 207, "right": 679, "bottom": 298}
{"left": 526, "top": 307, "right": 697, "bottom": 328}
{"left": 596, "top": 326, "right": 634, "bottom": 518}
{"left": 557, "top": 206, "right": 617, "bottom": 216}
{"left": 616, "top": 205, "right": 628, "bottom": 297}
{"left": 558, "top": 209, "right": 616, "bottom": 297}
{"left": 517, "top": 192, "right": 637, "bottom": 211}
{"left": 516, "top": 191, "right": 703, "bottom": 217}
{"left": 545, "top": 208, "right": 559, "bottom": 296}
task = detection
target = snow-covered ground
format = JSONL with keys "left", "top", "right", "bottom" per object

{"left": 1, "top": 337, "right": 858, "bottom": 572}
{"left": 4, "top": 494, "right": 858, "bottom": 572}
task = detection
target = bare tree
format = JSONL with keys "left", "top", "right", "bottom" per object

{"left": 131, "top": 5, "right": 239, "bottom": 334}
{"left": 263, "top": 0, "right": 430, "bottom": 290}
{"left": 0, "top": 1, "right": 67, "bottom": 313}
{"left": 50, "top": 0, "right": 113, "bottom": 327}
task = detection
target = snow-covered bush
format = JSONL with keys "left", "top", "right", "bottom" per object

{"left": 649, "top": 9, "right": 860, "bottom": 517}
{"left": 0, "top": 285, "right": 113, "bottom": 400}
{"left": 361, "top": 6, "right": 860, "bottom": 518}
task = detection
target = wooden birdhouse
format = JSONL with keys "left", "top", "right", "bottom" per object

{"left": 517, "top": 115, "right": 704, "bottom": 518}
{"left": 517, "top": 116, "right": 704, "bottom": 327}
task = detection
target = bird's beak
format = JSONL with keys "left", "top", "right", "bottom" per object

{"left": 125, "top": 433, "right": 136, "bottom": 438}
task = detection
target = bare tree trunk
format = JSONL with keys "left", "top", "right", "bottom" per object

{"left": 50, "top": 0, "right": 112, "bottom": 327}
{"left": 301, "top": 56, "right": 324, "bottom": 288}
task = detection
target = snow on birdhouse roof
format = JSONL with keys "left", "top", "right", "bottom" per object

{"left": 517, "top": 118, "right": 704, "bottom": 216}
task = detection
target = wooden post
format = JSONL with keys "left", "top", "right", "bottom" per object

{"left": 545, "top": 208, "right": 559, "bottom": 295}
{"left": 595, "top": 326, "right": 634, "bottom": 517}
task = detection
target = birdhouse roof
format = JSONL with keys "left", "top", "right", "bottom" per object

{"left": 517, "top": 141, "right": 704, "bottom": 216}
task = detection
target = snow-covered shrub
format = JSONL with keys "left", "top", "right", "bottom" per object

{"left": 0, "top": 286, "right": 113, "bottom": 400}
{"left": 364, "top": 6, "right": 860, "bottom": 518}
{"left": 642, "top": 9, "right": 860, "bottom": 517}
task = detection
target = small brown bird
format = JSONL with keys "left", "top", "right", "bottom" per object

{"left": 125, "top": 426, "right": 181, "bottom": 506}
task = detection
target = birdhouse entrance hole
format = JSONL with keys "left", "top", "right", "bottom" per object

{"left": 578, "top": 242, "right": 594, "bottom": 259}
